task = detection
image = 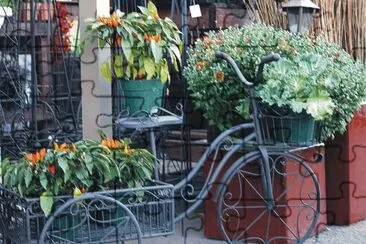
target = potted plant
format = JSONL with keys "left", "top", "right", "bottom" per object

{"left": 184, "top": 24, "right": 366, "bottom": 142}
{"left": 83, "top": 1, "right": 182, "bottom": 114}
{"left": 0, "top": 135, "right": 155, "bottom": 240}
{"left": 0, "top": 0, "right": 12, "bottom": 29}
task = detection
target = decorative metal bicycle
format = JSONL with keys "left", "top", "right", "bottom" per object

{"left": 172, "top": 51, "right": 322, "bottom": 243}
{"left": 0, "top": 52, "right": 321, "bottom": 244}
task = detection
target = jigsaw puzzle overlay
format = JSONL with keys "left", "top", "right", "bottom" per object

{"left": 1, "top": 0, "right": 366, "bottom": 243}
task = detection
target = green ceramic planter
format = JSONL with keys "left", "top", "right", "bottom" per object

{"left": 120, "top": 79, "right": 164, "bottom": 114}
{"left": 259, "top": 104, "right": 320, "bottom": 146}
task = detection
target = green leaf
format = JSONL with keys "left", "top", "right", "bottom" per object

{"left": 99, "top": 39, "right": 106, "bottom": 49}
{"left": 84, "top": 153, "right": 94, "bottom": 174}
{"left": 147, "top": 1, "right": 158, "bottom": 15}
{"left": 40, "top": 192, "right": 54, "bottom": 217}
{"left": 170, "top": 45, "right": 182, "bottom": 66}
{"left": 132, "top": 67, "right": 138, "bottom": 79}
{"left": 141, "top": 166, "right": 152, "bottom": 180}
{"left": 160, "top": 60, "right": 169, "bottom": 83}
{"left": 100, "top": 61, "right": 112, "bottom": 83}
{"left": 122, "top": 40, "right": 132, "bottom": 60}
{"left": 75, "top": 168, "right": 90, "bottom": 186}
{"left": 125, "top": 66, "right": 131, "bottom": 78}
{"left": 114, "top": 55, "right": 124, "bottom": 78}
{"left": 144, "top": 57, "right": 155, "bottom": 79}
{"left": 91, "top": 22, "right": 103, "bottom": 30}
{"left": 151, "top": 40, "right": 163, "bottom": 63}
{"left": 39, "top": 173, "right": 48, "bottom": 190}
{"left": 137, "top": 6, "right": 149, "bottom": 15}
{"left": 58, "top": 157, "right": 69, "bottom": 175}
{"left": 25, "top": 167, "right": 32, "bottom": 188}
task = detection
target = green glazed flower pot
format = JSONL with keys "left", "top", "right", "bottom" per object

{"left": 259, "top": 104, "right": 320, "bottom": 146}
{"left": 120, "top": 79, "right": 164, "bottom": 114}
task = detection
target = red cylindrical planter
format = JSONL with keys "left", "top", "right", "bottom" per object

{"left": 204, "top": 146, "right": 327, "bottom": 241}
{"left": 325, "top": 104, "right": 366, "bottom": 225}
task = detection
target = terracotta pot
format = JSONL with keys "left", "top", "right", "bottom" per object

{"left": 325, "top": 104, "right": 366, "bottom": 225}
{"left": 204, "top": 146, "right": 327, "bottom": 241}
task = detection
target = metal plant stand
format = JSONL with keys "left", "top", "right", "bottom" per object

{"left": 0, "top": 181, "right": 174, "bottom": 243}
{"left": 115, "top": 105, "right": 184, "bottom": 181}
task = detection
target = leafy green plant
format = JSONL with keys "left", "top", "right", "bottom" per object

{"left": 0, "top": 0, "right": 10, "bottom": 6}
{"left": 1, "top": 136, "right": 155, "bottom": 216}
{"left": 257, "top": 53, "right": 335, "bottom": 120}
{"left": 99, "top": 135, "right": 155, "bottom": 189}
{"left": 184, "top": 24, "right": 366, "bottom": 139}
{"left": 83, "top": 1, "right": 182, "bottom": 83}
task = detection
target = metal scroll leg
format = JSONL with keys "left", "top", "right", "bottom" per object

{"left": 149, "top": 128, "right": 159, "bottom": 181}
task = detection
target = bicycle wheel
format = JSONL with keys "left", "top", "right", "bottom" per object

{"left": 217, "top": 152, "right": 320, "bottom": 244}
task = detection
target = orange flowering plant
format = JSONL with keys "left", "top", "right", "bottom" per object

{"left": 1, "top": 134, "right": 155, "bottom": 216}
{"left": 83, "top": 1, "right": 182, "bottom": 83}
{"left": 98, "top": 131, "right": 155, "bottom": 189}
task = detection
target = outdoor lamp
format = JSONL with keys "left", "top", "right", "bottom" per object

{"left": 282, "top": 0, "right": 320, "bottom": 34}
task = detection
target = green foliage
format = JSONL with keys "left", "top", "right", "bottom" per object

{"left": 184, "top": 24, "right": 366, "bottom": 139}
{"left": 0, "top": 0, "right": 9, "bottom": 6}
{"left": 83, "top": 1, "right": 182, "bottom": 83}
{"left": 1, "top": 136, "right": 155, "bottom": 216}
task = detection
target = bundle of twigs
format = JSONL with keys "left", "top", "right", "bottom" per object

{"left": 243, "top": 0, "right": 366, "bottom": 63}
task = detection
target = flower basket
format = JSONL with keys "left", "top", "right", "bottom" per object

{"left": 0, "top": 181, "right": 174, "bottom": 243}
{"left": 257, "top": 103, "right": 321, "bottom": 146}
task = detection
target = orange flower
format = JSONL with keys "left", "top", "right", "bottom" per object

{"left": 24, "top": 153, "right": 34, "bottom": 163}
{"left": 60, "top": 143, "right": 69, "bottom": 152}
{"left": 48, "top": 164, "right": 56, "bottom": 175}
{"left": 113, "top": 139, "right": 121, "bottom": 148}
{"left": 101, "top": 138, "right": 122, "bottom": 149}
{"left": 153, "top": 34, "right": 161, "bottom": 42}
{"left": 39, "top": 148, "right": 47, "bottom": 158}
{"left": 144, "top": 34, "right": 151, "bottom": 43}
{"left": 25, "top": 149, "right": 46, "bottom": 166}
{"left": 214, "top": 71, "right": 225, "bottom": 81}
{"left": 53, "top": 142, "right": 59, "bottom": 150}
{"left": 71, "top": 143, "right": 77, "bottom": 151}
{"left": 195, "top": 62, "right": 204, "bottom": 71}
{"left": 101, "top": 139, "right": 108, "bottom": 147}
{"left": 34, "top": 152, "right": 41, "bottom": 163}
{"left": 54, "top": 142, "right": 70, "bottom": 152}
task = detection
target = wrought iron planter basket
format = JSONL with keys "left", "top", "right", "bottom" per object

{"left": 256, "top": 103, "right": 322, "bottom": 147}
{"left": 0, "top": 181, "right": 174, "bottom": 243}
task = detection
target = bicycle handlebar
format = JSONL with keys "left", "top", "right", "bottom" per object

{"left": 215, "top": 51, "right": 253, "bottom": 86}
{"left": 260, "top": 53, "right": 281, "bottom": 64}
{"left": 255, "top": 53, "right": 281, "bottom": 83}
{"left": 215, "top": 51, "right": 281, "bottom": 87}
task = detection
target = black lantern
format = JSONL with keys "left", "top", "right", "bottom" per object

{"left": 282, "top": 0, "right": 320, "bottom": 34}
